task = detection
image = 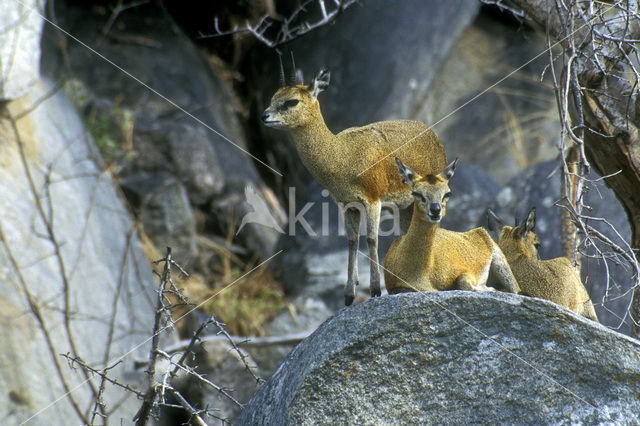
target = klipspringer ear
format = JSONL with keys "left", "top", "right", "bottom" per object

{"left": 395, "top": 157, "right": 417, "bottom": 187}
{"left": 514, "top": 207, "right": 536, "bottom": 239}
{"left": 523, "top": 207, "right": 536, "bottom": 234}
{"left": 486, "top": 208, "right": 505, "bottom": 232}
{"left": 310, "top": 68, "right": 330, "bottom": 98}
{"left": 441, "top": 158, "right": 458, "bottom": 180}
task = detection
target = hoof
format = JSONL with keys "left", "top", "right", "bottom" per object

{"left": 370, "top": 288, "right": 381, "bottom": 298}
{"left": 344, "top": 294, "right": 355, "bottom": 306}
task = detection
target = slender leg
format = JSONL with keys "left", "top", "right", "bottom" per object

{"left": 365, "top": 201, "right": 382, "bottom": 297}
{"left": 455, "top": 273, "right": 494, "bottom": 292}
{"left": 344, "top": 207, "right": 361, "bottom": 305}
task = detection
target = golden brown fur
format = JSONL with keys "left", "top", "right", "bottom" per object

{"left": 384, "top": 160, "right": 519, "bottom": 294}
{"left": 262, "top": 69, "right": 447, "bottom": 305}
{"left": 488, "top": 208, "right": 599, "bottom": 322}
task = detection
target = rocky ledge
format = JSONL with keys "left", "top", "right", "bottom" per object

{"left": 238, "top": 291, "right": 640, "bottom": 425}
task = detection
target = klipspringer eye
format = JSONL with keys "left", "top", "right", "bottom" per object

{"left": 282, "top": 99, "right": 300, "bottom": 109}
{"left": 411, "top": 191, "right": 426, "bottom": 202}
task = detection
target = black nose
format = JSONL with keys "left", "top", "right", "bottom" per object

{"left": 261, "top": 110, "right": 269, "bottom": 122}
{"left": 429, "top": 203, "right": 441, "bottom": 216}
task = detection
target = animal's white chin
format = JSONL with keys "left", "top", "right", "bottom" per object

{"left": 263, "top": 120, "right": 284, "bottom": 128}
{"left": 427, "top": 214, "right": 441, "bottom": 223}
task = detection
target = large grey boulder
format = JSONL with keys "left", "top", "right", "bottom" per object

{"left": 261, "top": 164, "right": 500, "bottom": 376}
{"left": 0, "top": 0, "right": 44, "bottom": 100}
{"left": 238, "top": 292, "right": 640, "bottom": 425}
{"left": 0, "top": 80, "right": 158, "bottom": 424}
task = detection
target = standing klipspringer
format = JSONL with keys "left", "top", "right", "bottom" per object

{"left": 262, "top": 67, "right": 447, "bottom": 305}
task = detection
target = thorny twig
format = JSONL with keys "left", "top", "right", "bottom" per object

{"left": 131, "top": 247, "right": 255, "bottom": 425}
{"left": 101, "top": 0, "right": 151, "bottom": 36}
{"left": 154, "top": 330, "right": 313, "bottom": 359}
{"left": 62, "top": 354, "right": 145, "bottom": 399}
{"left": 134, "top": 247, "right": 176, "bottom": 425}
{"left": 210, "top": 315, "right": 264, "bottom": 384}
{"left": 199, "top": 0, "right": 357, "bottom": 48}
{"left": 165, "top": 316, "right": 245, "bottom": 407}
{"left": 157, "top": 349, "right": 243, "bottom": 408}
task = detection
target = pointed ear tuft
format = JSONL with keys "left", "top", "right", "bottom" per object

{"left": 524, "top": 207, "right": 536, "bottom": 234}
{"left": 441, "top": 158, "right": 458, "bottom": 180}
{"left": 310, "top": 67, "right": 330, "bottom": 98}
{"left": 514, "top": 207, "right": 536, "bottom": 239}
{"left": 395, "top": 157, "right": 416, "bottom": 187}
{"left": 486, "top": 208, "right": 505, "bottom": 232}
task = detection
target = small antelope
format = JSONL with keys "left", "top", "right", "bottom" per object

{"left": 383, "top": 159, "right": 519, "bottom": 294}
{"left": 262, "top": 67, "right": 447, "bottom": 305}
{"left": 487, "top": 207, "right": 599, "bottom": 322}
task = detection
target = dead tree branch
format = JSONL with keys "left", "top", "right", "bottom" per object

{"left": 62, "top": 355, "right": 145, "bottom": 399}
{"left": 498, "top": 0, "right": 640, "bottom": 337}
{"left": 134, "top": 247, "right": 176, "bottom": 426}
{"left": 198, "top": 0, "right": 357, "bottom": 48}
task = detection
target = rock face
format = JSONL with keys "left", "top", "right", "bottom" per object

{"left": 238, "top": 292, "right": 640, "bottom": 425}
{"left": 0, "top": 0, "right": 44, "bottom": 100}
{"left": 440, "top": 162, "right": 501, "bottom": 232}
{"left": 0, "top": 80, "right": 158, "bottom": 424}
{"left": 120, "top": 171, "right": 198, "bottom": 264}
{"left": 41, "top": 1, "right": 285, "bottom": 262}
{"left": 247, "top": 296, "right": 333, "bottom": 377}
{"left": 417, "top": 10, "right": 560, "bottom": 185}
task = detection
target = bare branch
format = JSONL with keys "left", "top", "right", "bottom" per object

{"left": 62, "top": 354, "right": 145, "bottom": 399}
{"left": 157, "top": 330, "right": 313, "bottom": 357}
{"left": 101, "top": 0, "right": 151, "bottom": 36}
{"left": 165, "top": 387, "right": 208, "bottom": 426}
{"left": 501, "top": 0, "right": 640, "bottom": 337}
{"left": 157, "top": 350, "right": 243, "bottom": 409}
{"left": 198, "top": 0, "right": 357, "bottom": 48}
{"left": 133, "top": 247, "right": 175, "bottom": 426}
